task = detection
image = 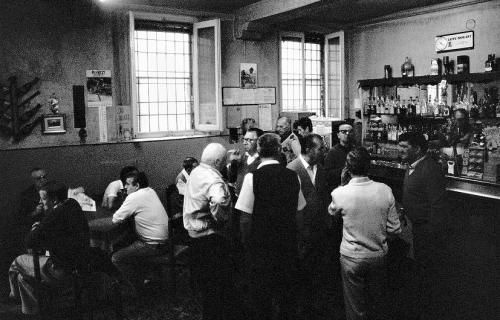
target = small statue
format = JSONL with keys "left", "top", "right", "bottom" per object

{"left": 48, "top": 93, "right": 59, "bottom": 114}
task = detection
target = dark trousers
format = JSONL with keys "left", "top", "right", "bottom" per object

{"left": 248, "top": 248, "right": 297, "bottom": 320}
{"left": 191, "top": 234, "right": 243, "bottom": 320}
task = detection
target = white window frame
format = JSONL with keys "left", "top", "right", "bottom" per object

{"left": 324, "top": 31, "right": 345, "bottom": 120}
{"left": 279, "top": 32, "right": 305, "bottom": 112}
{"left": 129, "top": 12, "right": 222, "bottom": 138}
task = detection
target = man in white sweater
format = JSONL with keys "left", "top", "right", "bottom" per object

{"left": 329, "top": 147, "right": 401, "bottom": 320}
{"left": 111, "top": 171, "right": 168, "bottom": 291}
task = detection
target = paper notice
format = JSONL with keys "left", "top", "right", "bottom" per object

{"left": 98, "top": 105, "right": 108, "bottom": 142}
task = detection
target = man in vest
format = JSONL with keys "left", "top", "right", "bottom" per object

{"left": 236, "top": 133, "right": 306, "bottom": 320}
{"left": 287, "top": 134, "right": 330, "bottom": 318}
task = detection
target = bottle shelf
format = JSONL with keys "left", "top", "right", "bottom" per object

{"left": 358, "top": 71, "right": 500, "bottom": 88}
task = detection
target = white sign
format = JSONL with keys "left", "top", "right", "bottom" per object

{"left": 435, "top": 31, "right": 474, "bottom": 53}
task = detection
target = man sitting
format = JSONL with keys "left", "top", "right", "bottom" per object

{"left": 19, "top": 167, "right": 48, "bottom": 224}
{"left": 111, "top": 171, "right": 169, "bottom": 291}
{"left": 101, "top": 166, "right": 138, "bottom": 210}
{"left": 9, "top": 181, "right": 90, "bottom": 315}
{"left": 175, "top": 157, "right": 199, "bottom": 197}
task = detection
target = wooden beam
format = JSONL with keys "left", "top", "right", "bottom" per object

{"left": 235, "top": 0, "right": 322, "bottom": 22}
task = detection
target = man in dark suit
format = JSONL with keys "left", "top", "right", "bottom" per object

{"left": 236, "top": 133, "right": 305, "bottom": 320}
{"left": 287, "top": 134, "right": 330, "bottom": 318}
{"left": 324, "top": 122, "right": 355, "bottom": 191}
{"left": 399, "top": 132, "right": 447, "bottom": 265}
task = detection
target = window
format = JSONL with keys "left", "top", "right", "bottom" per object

{"left": 129, "top": 13, "right": 222, "bottom": 138}
{"left": 280, "top": 31, "right": 345, "bottom": 119}
{"left": 134, "top": 21, "right": 192, "bottom": 133}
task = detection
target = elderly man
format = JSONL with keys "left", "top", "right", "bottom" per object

{"left": 276, "top": 116, "right": 301, "bottom": 164}
{"left": 329, "top": 147, "right": 401, "bottom": 320}
{"left": 111, "top": 171, "right": 169, "bottom": 291}
{"left": 236, "top": 133, "right": 305, "bottom": 320}
{"left": 9, "top": 181, "right": 90, "bottom": 315}
{"left": 287, "top": 133, "right": 330, "bottom": 317}
{"left": 183, "top": 143, "right": 241, "bottom": 320}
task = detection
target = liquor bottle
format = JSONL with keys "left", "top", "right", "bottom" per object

{"left": 384, "top": 96, "right": 389, "bottom": 114}
{"left": 485, "top": 54, "right": 495, "bottom": 72}
{"left": 388, "top": 96, "right": 395, "bottom": 115}
{"left": 443, "top": 104, "right": 450, "bottom": 117}
{"left": 401, "top": 57, "right": 414, "bottom": 77}
{"left": 395, "top": 96, "right": 400, "bottom": 115}
{"left": 400, "top": 99, "right": 407, "bottom": 116}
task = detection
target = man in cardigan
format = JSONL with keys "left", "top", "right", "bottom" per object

{"left": 287, "top": 134, "right": 330, "bottom": 318}
{"left": 236, "top": 133, "right": 305, "bottom": 320}
{"left": 399, "top": 132, "right": 447, "bottom": 265}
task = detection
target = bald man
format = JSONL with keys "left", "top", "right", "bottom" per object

{"left": 276, "top": 116, "right": 301, "bottom": 164}
{"left": 183, "top": 143, "right": 242, "bottom": 320}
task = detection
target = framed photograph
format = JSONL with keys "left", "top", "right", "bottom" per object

{"left": 240, "top": 63, "right": 257, "bottom": 89}
{"left": 42, "top": 114, "right": 66, "bottom": 134}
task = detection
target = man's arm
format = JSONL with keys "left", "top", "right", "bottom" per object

{"left": 386, "top": 192, "right": 402, "bottom": 236}
{"left": 112, "top": 196, "right": 136, "bottom": 224}
{"left": 208, "top": 181, "right": 231, "bottom": 222}
{"left": 235, "top": 173, "right": 254, "bottom": 243}
{"left": 328, "top": 191, "right": 342, "bottom": 217}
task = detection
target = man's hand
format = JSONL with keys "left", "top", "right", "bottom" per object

{"left": 229, "top": 149, "right": 242, "bottom": 162}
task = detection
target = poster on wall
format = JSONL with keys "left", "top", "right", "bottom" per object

{"left": 240, "top": 63, "right": 257, "bottom": 89}
{"left": 116, "top": 105, "right": 132, "bottom": 141}
{"left": 86, "top": 70, "right": 112, "bottom": 107}
{"left": 98, "top": 105, "right": 108, "bottom": 142}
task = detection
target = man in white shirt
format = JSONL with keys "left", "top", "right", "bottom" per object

{"left": 111, "top": 171, "right": 168, "bottom": 291}
{"left": 329, "top": 147, "right": 401, "bottom": 320}
{"left": 101, "top": 166, "right": 138, "bottom": 209}
{"left": 276, "top": 116, "right": 301, "bottom": 164}
{"left": 235, "top": 133, "right": 305, "bottom": 320}
{"left": 183, "top": 143, "right": 242, "bottom": 320}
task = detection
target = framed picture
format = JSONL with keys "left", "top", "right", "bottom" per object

{"left": 240, "top": 63, "right": 257, "bottom": 89}
{"left": 42, "top": 114, "right": 66, "bottom": 134}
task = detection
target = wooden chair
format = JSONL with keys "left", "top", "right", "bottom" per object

{"left": 33, "top": 250, "right": 124, "bottom": 320}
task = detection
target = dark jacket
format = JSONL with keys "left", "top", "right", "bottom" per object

{"left": 251, "top": 164, "right": 300, "bottom": 256}
{"left": 324, "top": 143, "right": 351, "bottom": 191}
{"left": 228, "top": 154, "right": 261, "bottom": 196}
{"left": 402, "top": 155, "right": 447, "bottom": 232}
{"left": 287, "top": 158, "right": 330, "bottom": 257}
{"left": 26, "top": 198, "right": 90, "bottom": 271}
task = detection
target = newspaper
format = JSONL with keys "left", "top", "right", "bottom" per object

{"left": 68, "top": 187, "right": 96, "bottom": 212}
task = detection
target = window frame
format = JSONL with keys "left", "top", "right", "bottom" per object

{"left": 129, "top": 12, "right": 223, "bottom": 139}
{"left": 324, "top": 31, "right": 345, "bottom": 120}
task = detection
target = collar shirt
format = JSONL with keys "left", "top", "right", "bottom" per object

{"left": 247, "top": 152, "right": 258, "bottom": 165}
{"left": 112, "top": 187, "right": 169, "bottom": 244}
{"left": 299, "top": 154, "right": 317, "bottom": 185}
{"left": 183, "top": 163, "right": 231, "bottom": 238}
{"left": 409, "top": 155, "right": 427, "bottom": 175}
{"left": 235, "top": 159, "right": 306, "bottom": 214}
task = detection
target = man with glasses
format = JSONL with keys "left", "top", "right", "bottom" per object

{"left": 325, "top": 123, "right": 355, "bottom": 191}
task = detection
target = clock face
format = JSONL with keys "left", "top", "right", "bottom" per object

{"left": 435, "top": 37, "right": 448, "bottom": 51}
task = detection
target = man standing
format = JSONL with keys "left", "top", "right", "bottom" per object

{"left": 324, "top": 122, "right": 355, "bottom": 190}
{"left": 175, "top": 157, "right": 199, "bottom": 197}
{"left": 111, "top": 172, "right": 169, "bottom": 291}
{"left": 228, "top": 127, "right": 264, "bottom": 198}
{"left": 398, "top": 132, "right": 447, "bottom": 265}
{"left": 9, "top": 181, "right": 90, "bottom": 315}
{"left": 183, "top": 143, "right": 241, "bottom": 320}
{"left": 329, "top": 147, "right": 401, "bottom": 320}
{"left": 287, "top": 134, "right": 330, "bottom": 318}
{"left": 296, "top": 117, "right": 313, "bottom": 137}
{"left": 236, "top": 133, "right": 306, "bottom": 320}
{"left": 276, "top": 116, "right": 301, "bottom": 164}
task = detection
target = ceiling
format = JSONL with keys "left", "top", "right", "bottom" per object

{"left": 104, "top": 0, "right": 473, "bottom": 32}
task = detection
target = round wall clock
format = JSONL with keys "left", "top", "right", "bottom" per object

{"left": 435, "top": 37, "right": 448, "bottom": 51}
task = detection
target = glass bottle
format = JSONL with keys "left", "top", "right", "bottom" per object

{"left": 401, "top": 57, "right": 414, "bottom": 77}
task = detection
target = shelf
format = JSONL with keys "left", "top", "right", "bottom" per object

{"left": 358, "top": 71, "right": 500, "bottom": 88}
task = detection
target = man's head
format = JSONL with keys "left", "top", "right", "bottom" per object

{"left": 345, "top": 147, "right": 371, "bottom": 177}
{"left": 201, "top": 143, "right": 228, "bottom": 173}
{"left": 398, "top": 132, "right": 428, "bottom": 163}
{"left": 276, "top": 117, "right": 292, "bottom": 138}
{"left": 124, "top": 172, "right": 149, "bottom": 195}
{"left": 300, "top": 134, "right": 326, "bottom": 165}
{"left": 337, "top": 122, "right": 354, "bottom": 147}
{"left": 119, "top": 166, "right": 139, "bottom": 185}
{"left": 39, "top": 181, "right": 68, "bottom": 211}
{"left": 257, "top": 133, "right": 282, "bottom": 159}
{"left": 243, "top": 127, "right": 264, "bottom": 154}
{"left": 183, "top": 157, "right": 199, "bottom": 174}
{"left": 296, "top": 117, "right": 313, "bottom": 137}
{"left": 31, "top": 167, "right": 48, "bottom": 190}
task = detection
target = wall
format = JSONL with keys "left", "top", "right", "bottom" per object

{"left": 346, "top": 0, "right": 500, "bottom": 113}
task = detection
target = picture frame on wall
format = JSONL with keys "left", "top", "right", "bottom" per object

{"left": 240, "top": 63, "right": 257, "bottom": 89}
{"left": 42, "top": 114, "right": 66, "bottom": 134}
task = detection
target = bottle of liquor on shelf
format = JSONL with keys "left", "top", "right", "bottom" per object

{"left": 401, "top": 57, "right": 415, "bottom": 77}
{"left": 484, "top": 54, "right": 495, "bottom": 72}
{"left": 388, "top": 96, "right": 395, "bottom": 114}
{"left": 433, "top": 98, "right": 440, "bottom": 116}
{"left": 400, "top": 99, "right": 407, "bottom": 116}
{"left": 395, "top": 96, "right": 401, "bottom": 115}
{"left": 443, "top": 103, "right": 450, "bottom": 117}
{"left": 384, "top": 96, "right": 390, "bottom": 114}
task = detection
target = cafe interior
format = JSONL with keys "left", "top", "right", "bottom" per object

{"left": 1, "top": 0, "right": 499, "bottom": 319}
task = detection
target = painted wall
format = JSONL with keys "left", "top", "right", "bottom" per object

{"left": 346, "top": 0, "right": 500, "bottom": 113}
